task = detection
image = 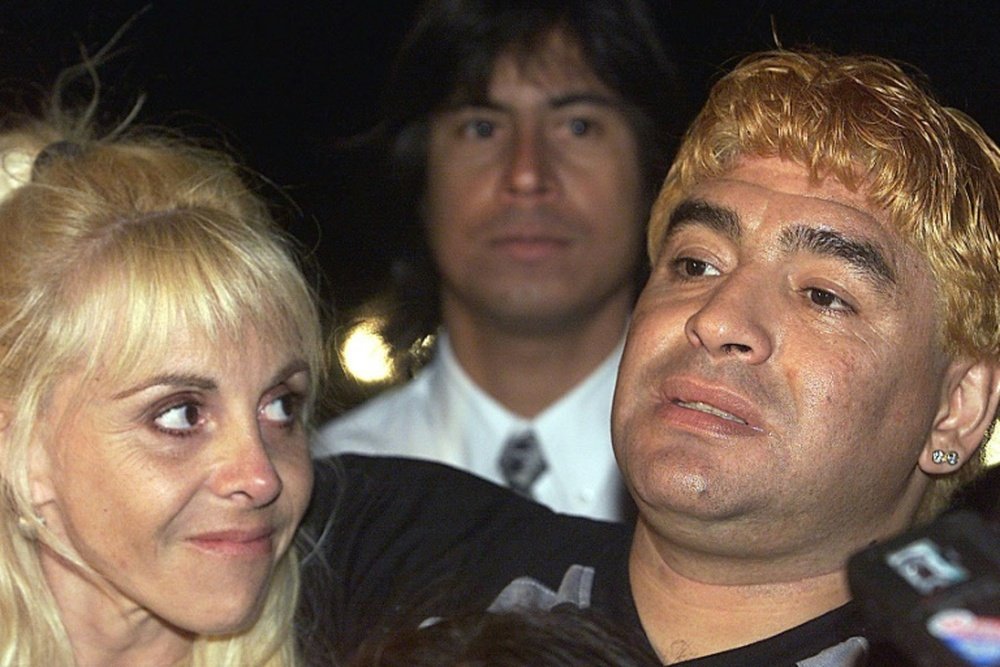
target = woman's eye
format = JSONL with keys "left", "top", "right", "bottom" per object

{"left": 260, "top": 394, "right": 299, "bottom": 426}
{"left": 154, "top": 403, "right": 202, "bottom": 434}
{"left": 673, "top": 257, "right": 721, "bottom": 278}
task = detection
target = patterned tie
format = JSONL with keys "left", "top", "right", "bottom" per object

{"left": 498, "top": 431, "right": 548, "bottom": 498}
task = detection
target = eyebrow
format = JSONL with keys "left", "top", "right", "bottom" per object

{"left": 665, "top": 198, "right": 897, "bottom": 291}
{"left": 111, "top": 358, "right": 311, "bottom": 401}
{"left": 780, "top": 225, "right": 897, "bottom": 290}
{"left": 112, "top": 374, "right": 217, "bottom": 400}
{"left": 548, "top": 92, "right": 623, "bottom": 111}
{"left": 665, "top": 199, "right": 742, "bottom": 242}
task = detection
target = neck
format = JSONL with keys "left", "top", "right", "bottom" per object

{"left": 628, "top": 520, "right": 851, "bottom": 664}
{"left": 40, "top": 547, "right": 192, "bottom": 667}
{"left": 443, "top": 297, "right": 630, "bottom": 418}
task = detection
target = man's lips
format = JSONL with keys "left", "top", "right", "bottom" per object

{"left": 672, "top": 399, "right": 748, "bottom": 425}
{"left": 489, "top": 234, "right": 572, "bottom": 261}
{"left": 656, "top": 378, "right": 768, "bottom": 435}
{"left": 187, "top": 527, "right": 275, "bottom": 557}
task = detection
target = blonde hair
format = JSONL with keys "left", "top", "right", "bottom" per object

{"left": 647, "top": 50, "right": 1000, "bottom": 520}
{"left": 0, "top": 120, "right": 322, "bottom": 665}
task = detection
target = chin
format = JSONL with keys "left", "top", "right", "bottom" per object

{"left": 163, "top": 585, "right": 271, "bottom": 637}
{"left": 185, "top": 603, "right": 267, "bottom": 637}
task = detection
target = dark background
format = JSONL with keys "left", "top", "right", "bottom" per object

{"left": 4, "top": 0, "right": 999, "bottom": 317}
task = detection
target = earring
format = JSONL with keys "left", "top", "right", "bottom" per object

{"left": 931, "top": 449, "right": 960, "bottom": 466}
{"left": 15, "top": 513, "right": 45, "bottom": 540}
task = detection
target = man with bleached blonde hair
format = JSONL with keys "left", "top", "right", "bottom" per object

{"left": 307, "top": 50, "right": 1000, "bottom": 666}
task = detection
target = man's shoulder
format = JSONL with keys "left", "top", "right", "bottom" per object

{"left": 308, "top": 453, "right": 632, "bottom": 583}
{"left": 313, "top": 453, "right": 630, "bottom": 543}
{"left": 313, "top": 375, "right": 432, "bottom": 456}
{"left": 303, "top": 454, "right": 635, "bottom": 656}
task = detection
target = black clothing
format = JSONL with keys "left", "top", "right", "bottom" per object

{"left": 298, "top": 455, "right": 876, "bottom": 666}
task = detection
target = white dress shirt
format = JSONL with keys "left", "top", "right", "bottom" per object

{"left": 313, "top": 333, "right": 629, "bottom": 521}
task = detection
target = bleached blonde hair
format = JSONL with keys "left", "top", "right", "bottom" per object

{"left": 647, "top": 50, "right": 1000, "bottom": 520}
{"left": 0, "top": 119, "right": 322, "bottom": 665}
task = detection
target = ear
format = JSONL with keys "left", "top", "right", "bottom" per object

{"left": 0, "top": 401, "right": 55, "bottom": 512}
{"left": 0, "top": 393, "right": 16, "bottom": 436}
{"left": 28, "top": 446, "right": 57, "bottom": 507}
{"left": 919, "top": 359, "right": 1000, "bottom": 474}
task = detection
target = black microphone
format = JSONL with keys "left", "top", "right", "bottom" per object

{"left": 848, "top": 510, "right": 1000, "bottom": 666}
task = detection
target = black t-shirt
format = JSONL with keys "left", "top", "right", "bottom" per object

{"left": 297, "top": 455, "right": 894, "bottom": 666}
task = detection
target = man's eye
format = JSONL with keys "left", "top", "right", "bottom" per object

{"left": 568, "top": 118, "right": 591, "bottom": 136}
{"left": 674, "top": 258, "right": 721, "bottom": 278}
{"left": 806, "top": 288, "right": 854, "bottom": 313}
{"left": 260, "top": 394, "right": 299, "bottom": 426}
{"left": 463, "top": 119, "right": 495, "bottom": 139}
{"left": 154, "top": 403, "right": 201, "bottom": 434}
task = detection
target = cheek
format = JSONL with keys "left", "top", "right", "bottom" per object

{"left": 54, "top": 460, "right": 169, "bottom": 571}
{"left": 794, "top": 355, "right": 857, "bottom": 406}
{"left": 788, "top": 332, "right": 939, "bottom": 452}
{"left": 614, "top": 308, "right": 681, "bottom": 414}
{"left": 424, "top": 189, "right": 476, "bottom": 261}
{"left": 275, "top": 443, "right": 313, "bottom": 523}
{"left": 425, "top": 144, "right": 493, "bottom": 214}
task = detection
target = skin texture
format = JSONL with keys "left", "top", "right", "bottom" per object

{"left": 611, "top": 156, "right": 993, "bottom": 660}
{"left": 29, "top": 327, "right": 313, "bottom": 666}
{"left": 424, "top": 32, "right": 645, "bottom": 415}
{"left": 615, "top": 156, "right": 965, "bottom": 578}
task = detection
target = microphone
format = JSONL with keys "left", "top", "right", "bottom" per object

{"left": 847, "top": 510, "right": 1000, "bottom": 666}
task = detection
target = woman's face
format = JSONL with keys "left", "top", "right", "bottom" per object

{"left": 30, "top": 324, "right": 314, "bottom": 636}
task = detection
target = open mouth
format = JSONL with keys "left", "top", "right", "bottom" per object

{"left": 673, "top": 399, "right": 748, "bottom": 425}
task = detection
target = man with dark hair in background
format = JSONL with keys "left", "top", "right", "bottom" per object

{"left": 314, "top": 0, "right": 685, "bottom": 521}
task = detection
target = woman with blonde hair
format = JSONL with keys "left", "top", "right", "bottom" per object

{"left": 0, "top": 107, "right": 322, "bottom": 665}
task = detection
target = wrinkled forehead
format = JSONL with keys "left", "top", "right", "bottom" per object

{"left": 689, "top": 158, "right": 888, "bottom": 230}
{"left": 651, "top": 155, "right": 895, "bottom": 258}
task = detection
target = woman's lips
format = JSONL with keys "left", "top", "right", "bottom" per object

{"left": 187, "top": 528, "right": 274, "bottom": 557}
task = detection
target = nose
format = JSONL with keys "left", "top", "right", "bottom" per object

{"left": 209, "top": 424, "right": 283, "bottom": 508}
{"left": 504, "top": 125, "right": 553, "bottom": 198}
{"left": 684, "top": 271, "right": 773, "bottom": 364}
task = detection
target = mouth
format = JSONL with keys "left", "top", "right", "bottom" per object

{"left": 673, "top": 399, "right": 748, "bottom": 425}
{"left": 188, "top": 528, "right": 275, "bottom": 557}
{"left": 489, "top": 235, "right": 571, "bottom": 262}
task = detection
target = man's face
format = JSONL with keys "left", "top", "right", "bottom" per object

{"left": 424, "top": 32, "right": 645, "bottom": 335}
{"left": 613, "top": 157, "right": 954, "bottom": 569}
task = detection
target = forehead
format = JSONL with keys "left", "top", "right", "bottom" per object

{"left": 80, "top": 311, "right": 297, "bottom": 397}
{"left": 487, "top": 31, "right": 611, "bottom": 100}
{"left": 685, "top": 157, "right": 893, "bottom": 243}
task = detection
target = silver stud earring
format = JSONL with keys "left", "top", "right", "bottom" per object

{"left": 931, "top": 449, "right": 960, "bottom": 466}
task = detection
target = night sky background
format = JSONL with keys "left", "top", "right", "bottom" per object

{"left": 4, "top": 1, "right": 999, "bottom": 319}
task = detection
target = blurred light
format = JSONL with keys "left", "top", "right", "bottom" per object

{"left": 986, "top": 425, "right": 1000, "bottom": 467}
{"left": 340, "top": 320, "right": 394, "bottom": 383}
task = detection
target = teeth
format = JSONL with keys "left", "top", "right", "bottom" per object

{"left": 675, "top": 400, "right": 747, "bottom": 425}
